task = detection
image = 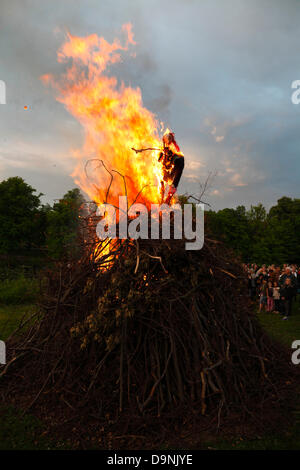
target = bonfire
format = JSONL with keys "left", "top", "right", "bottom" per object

{"left": 0, "top": 25, "right": 295, "bottom": 449}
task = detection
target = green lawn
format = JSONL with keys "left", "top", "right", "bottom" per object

{"left": 208, "top": 296, "right": 300, "bottom": 450}
{"left": 0, "top": 302, "right": 68, "bottom": 450}
{"left": 0, "top": 303, "right": 36, "bottom": 340}
{"left": 1, "top": 296, "right": 300, "bottom": 449}
{"left": 258, "top": 296, "right": 300, "bottom": 347}
{"left": 0, "top": 407, "right": 58, "bottom": 450}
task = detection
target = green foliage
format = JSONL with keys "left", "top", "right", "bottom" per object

{"left": 0, "top": 177, "right": 86, "bottom": 261}
{"left": 207, "top": 205, "right": 250, "bottom": 258}
{"left": 0, "top": 174, "right": 297, "bottom": 266}
{"left": 46, "top": 188, "right": 85, "bottom": 260}
{"left": 267, "top": 197, "right": 300, "bottom": 263}
{"left": 70, "top": 265, "right": 148, "bottom": 351}
{"left": 206, "top": 197, "right": 300, "bottom": 264}
{"left": 0, "top": 177, "right": 43, "bottom": 254}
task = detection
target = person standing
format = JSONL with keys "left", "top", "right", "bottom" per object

{"left": 279, "top": 267, "right": 296, "bottom": 288}
{"left": 273, "top": 281, "right": 281, "bottom": 314}
{"left": 267, "top": 281, "right": 274, "bottom": 312}
{"left": 280, "top": 278, "right": 294, "bottom": 320}
{"left": 248, "top": 269, "right": 256, "bottom": 300}
{"left": 259, "top": 280, "right": 267, "bottom": 312}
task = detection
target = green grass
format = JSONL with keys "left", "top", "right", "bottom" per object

{"left": 0, "top": 302, "right": 51, "bottom": 450}
{"left": 206, "top": 296, "right": 300, "bottom": 450}
{"left": 0, "top": 297, "right": 66, "bottom": 450}
{"left": 0, "top": 303, "right": 36, "bottom": 340}
{"left": 0, "top": 407, "right": 67, "bottom": 450}
{"left": 204, "top": 430, "right": 300, "bottom": 450}
{"left": 258, "top": 296, "right": 300, "bottom": 347}
{"left": 0, "top": 276, "right": 38, "bottom": 305}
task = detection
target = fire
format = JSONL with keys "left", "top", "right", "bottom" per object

{"left": 41, "top": 24, "right": 163, "bottom": 209}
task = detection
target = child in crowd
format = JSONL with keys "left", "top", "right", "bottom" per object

{"left": 259, "top": 280, "right": 267, "bottom": 312}
{"left": 272, "top": 281, "right": 281, "bottom": 314}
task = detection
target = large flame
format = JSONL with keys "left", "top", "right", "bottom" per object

{"left": 42, "top": 24, "right": 163, "bottom": 209}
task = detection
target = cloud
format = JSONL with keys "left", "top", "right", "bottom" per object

{"left": 211, "top": 189, "right": 220, "bottom": 196}
{"left": 208, "top": 125, "right": 224, "bottom": 143}
{"left": 0, "top": 0, "right": 299, "bottom": 210}
{"left": 185, "top": 160, "right": 204, "bottom": 170}
{"left": 229, "top": 172, "right": 248, "bottom": 187}
{"left": 184, "top": 173, "right": 200, "bottom": 181}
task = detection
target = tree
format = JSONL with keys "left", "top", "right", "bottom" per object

{"left": 206, "top": 206, "right": 250, "bottom": 260}
{"left": 0, "top": 177, "right": 43, "bottom": 254}
{"left": 46, "top": 188, "right": 85, "bottom": 259}
{"left": 267, "top": 197, "right": 300, "bottom": 263}
{"left": 206, "top": 198, "right": 300, "bottom": 265}
{"left": 245, "top": 203, "right": 270, "bottom": 264}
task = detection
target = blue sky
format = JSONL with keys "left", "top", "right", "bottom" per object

{"left": 0, "top": 0, "right": 299, "bottom": 210}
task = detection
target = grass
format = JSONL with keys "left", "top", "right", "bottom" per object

{"left": 0, "top": 299, "right": 69, "bottom": 450}
{"left": 0, "top": 284, "right": 300, "bottom": 449}
{"left": 0, "top": 407, "right": 65, "bottom": 450}
{"left": 0, "top": 276, "right": 38, "bottom": 305}
{"left": 204, "top": 431, "right": 300, "bottom": 450}
{"left": 258, "top": 296, "right": 300, "bottom": 347}
{"left": 206, "top": 295, "right": 300, "bottom": 450}
{"left": 0, "top": 299, "right": 49, "bottom": 450}
{"left": 0, "top": 303, "right": 36, "bottom": 340}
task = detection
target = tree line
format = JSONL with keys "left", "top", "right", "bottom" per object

{"left": 0, "top": 176, "right": 84, "bottom": 261}
{"left": 0, "top": 176, "right": 299, "bottom": 265}
{"left": 206, "top": 198, "right": 300, "bottom": 265}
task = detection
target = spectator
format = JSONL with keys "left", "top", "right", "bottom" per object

{"left": 246, "top": 263, "right": 299, "bottom": 318}
{"left": 267, "top": 280, "right": 274, "bottom": 312}
{"left": 280, "top": 278, "right": 294, "bottom": 321}
{"left": 248, "top": 269, "right": 256, "bottom": 300}
{"left": 273, "top": 281, "right": 281, "bottom": 314}
{"left": 279, "top": 267, "right": 297, "bottom": 288}
{"left": 259, "top": 279, "right": 267, "bottom": 312}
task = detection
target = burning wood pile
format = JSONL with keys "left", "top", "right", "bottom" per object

{"left": 0, "top": 219, "right": 293, "bottom": 448}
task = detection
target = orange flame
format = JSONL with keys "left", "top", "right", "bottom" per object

{"left": 42, "top": 24, "right": 163, "bottom": 209}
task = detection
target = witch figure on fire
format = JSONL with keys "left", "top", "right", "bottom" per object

{"left": 158, "top": 130, "right": 184, "bottom": 204}
{"left": 132, "top": 129, "right": 184, "bottom": 205}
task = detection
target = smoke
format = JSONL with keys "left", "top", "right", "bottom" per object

{"left": 150, "top": 84, "right": 173, "bottom": 114}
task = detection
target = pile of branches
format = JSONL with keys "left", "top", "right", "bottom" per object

{"left": 0, "top": 216, "right": 294, "bottom": 447}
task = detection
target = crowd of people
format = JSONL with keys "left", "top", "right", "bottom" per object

{"left": 244, "top": 264, "right": 300, "bottom": 320}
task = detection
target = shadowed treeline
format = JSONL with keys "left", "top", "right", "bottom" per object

{"left": 206, "top": 198, "right": 300, "bottom": 265}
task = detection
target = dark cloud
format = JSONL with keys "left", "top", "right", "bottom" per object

{"left": 0, "top": 0, "right": 299, "bottom": 209}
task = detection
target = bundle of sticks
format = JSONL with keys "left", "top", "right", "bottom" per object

{"left": 0, "top": 213, "right": 294, "bottom": 449}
